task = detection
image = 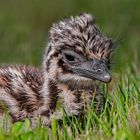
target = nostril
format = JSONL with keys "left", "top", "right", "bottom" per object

{"left": 96, "top": 69, "right": 102, "bottom": 73}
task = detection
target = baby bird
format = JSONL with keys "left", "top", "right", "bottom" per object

{"left": 0, "top": 13, "right": 114, "bottom": 127}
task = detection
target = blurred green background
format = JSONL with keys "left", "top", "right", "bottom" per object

{"left": 0, "top": 0, "right": 139, "bottom": 72}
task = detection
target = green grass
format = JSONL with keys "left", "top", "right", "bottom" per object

{"left": 0, "top": 0, "right": 140, "bottom": 139}
{"left": 0, "top": 69, "right": 139, "bottom": 140}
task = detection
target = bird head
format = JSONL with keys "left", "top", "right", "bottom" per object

{"left": 44, "top": 13, "right": 115, "bottom": 86}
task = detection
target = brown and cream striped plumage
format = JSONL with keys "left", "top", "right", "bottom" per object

{"left": 0, "top": 13, "right": 114, "bottom": 127}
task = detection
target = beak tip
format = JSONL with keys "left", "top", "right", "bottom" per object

{"left": 103, "top": 74, "right": 112, "bottom": 83}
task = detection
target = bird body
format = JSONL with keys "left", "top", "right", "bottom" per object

{"left": 0, "top": 13, "right": 114, "bottom": 127}
{"left": 0, "top": 65, "right": 103, "bottom": 126}
{"left": 0, "top": 65, "right": 43, "bottom": 118}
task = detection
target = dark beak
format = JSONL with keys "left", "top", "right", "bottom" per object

{"left": 72, "top": 59, "right": 112, "bottom": 83}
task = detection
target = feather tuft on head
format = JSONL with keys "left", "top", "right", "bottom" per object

{"left": 47, "top": 13, "right": 115, "bottom": 67}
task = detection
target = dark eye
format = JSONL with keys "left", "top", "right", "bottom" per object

{"left": 64, "top": 54, "right": 77, "bottom": 62}
{"left": 62, "top": 49, "right": 85, "bottom": 63}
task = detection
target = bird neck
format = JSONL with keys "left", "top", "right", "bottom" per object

{"left": 41, "top": 70, "right": 97, "bottom": 113}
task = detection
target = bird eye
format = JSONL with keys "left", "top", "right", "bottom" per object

{"left": 64, "top": 54, "right": 76, "bottom": 62}
{"left": 65, "top": 54, "right": 75, "bottom": 61}
{"left": 62, "top": 49, "right": 84, "bottom": 63}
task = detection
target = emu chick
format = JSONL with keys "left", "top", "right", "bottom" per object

{"left": 0, "top": 13, "right": 114, "bottom": 127}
